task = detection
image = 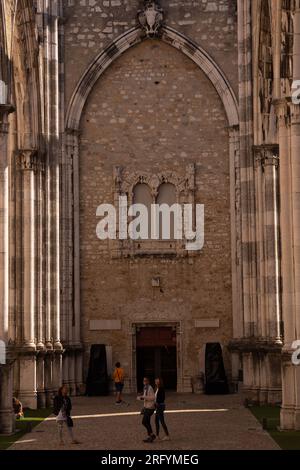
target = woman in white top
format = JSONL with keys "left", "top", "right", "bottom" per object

{"left": 138, "top": 377, "right": 156, "bottom": 443}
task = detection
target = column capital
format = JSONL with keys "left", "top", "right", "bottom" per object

{"left": 290, "top": 103, "right": 300, "bottom": 124}
{"left": 273, "top": 98, "right": 290, "bottom": 122}
{"left": 17, "top": 149, "right": 45, "bottom": 172}
{"left": 0, "top": 104, "right": 14, "bottom": 133}
{"left": 273, "top": 99, "right": 300, "bottom": 125}
{"left": 253, "top": 144, "right": 279, "bottom": 170}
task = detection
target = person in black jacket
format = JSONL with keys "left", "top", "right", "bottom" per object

{"left": 154, "top": 378, "right": 170, "bottom": 441}
{"left": 53, "top": 385, "right": 79, "bottom": 446}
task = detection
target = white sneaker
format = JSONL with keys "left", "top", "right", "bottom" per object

{"left": 162, "top": 435, "right": 170, "bottom": 441}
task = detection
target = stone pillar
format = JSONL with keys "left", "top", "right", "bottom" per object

{"left": 36, "top": 352, "right": 46, "bottom": 409}
{"left": 229, "top": 126, "right": 243, "bottom": 387}
{"left": 0, "top": 104, "right": 13, "bottom": 348}
{"left": 262, "top": 147, "right": 281, "bottom": 342}
{"left": 53, "top": 352, "right": 63, "bottom": 395}
{"left": 44, "top": 352, "right": 54, "bottom": 408}
{"left": 0, "top": 362, "right": 14, "bottom": 435}
{"left": 250, "top": 145, "right": 282, "bottom": 403}
{"left": 275, "top": 95, "right": 300, "bottom": 428}
{"left": 64, "top": 130, "right": 83, "bottom": 392}
{"left": 68, "top": 351, "right": 76, "bottom": 396}
{"left": 19, "top": 151, "right": 36, "bottom": 349}
{"left": 291, "top": 102, "right": 300, "bottom": 429}
{"left": 17, "top": 150, "right": 38, "bottom": 409}
{"left": 75, "top": 350, "right": 83, "bottom": 395}
{"left": 62, "top": 352, "right": 69, "bottom": 386}
{"left": 0, "top": 104, "right": 14, "bottom": 433}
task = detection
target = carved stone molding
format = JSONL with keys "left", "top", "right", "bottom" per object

{"left": 17, "top": 149, "right": 45, "bottom": 172}
{"left": 273, "top": 98, "right": 290, "bottom": 124}
{"left": 273, "top": 98, "right": 300, "bottom": 126}
{"left": 253, "top": 145, "right": 280, "bottom": 170}
{"left": 114, "top": 164, "right": 195, "bottom": 198}
{"left": 290, "top": 102, "right": 300, "bottom": 124}
{"left": 138, "top": 1, "right": 164, "bottom": 38}
{"left": 0, "top": 104, "right": 14, "bottom": 133}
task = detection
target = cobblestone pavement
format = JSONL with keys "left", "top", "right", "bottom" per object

{"left": 9, "top": 394, "right": 279, "bottom": 450}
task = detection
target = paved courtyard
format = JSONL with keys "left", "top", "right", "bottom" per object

{"left": 9, "top": 394, "right": 279, "bottom": 451}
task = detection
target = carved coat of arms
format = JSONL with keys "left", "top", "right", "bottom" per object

{"left": 138, "top": 1, "right": 164, "bottom": 37}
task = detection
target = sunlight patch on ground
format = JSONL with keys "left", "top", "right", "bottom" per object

{"left": 10, "top": 439, "right": 37, "bottom": 444}
{"left": 46, "top": 408, "right": 229, "bottom": 421}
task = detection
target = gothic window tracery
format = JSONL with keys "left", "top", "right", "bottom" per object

{"left": 110, "top": 165, "right": 195, "bottom": 257}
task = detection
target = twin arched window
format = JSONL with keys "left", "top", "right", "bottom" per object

{"left": 132, "top": 183, "right": 176, "bottom": 240}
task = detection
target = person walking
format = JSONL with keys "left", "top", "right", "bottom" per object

{"left": 113, "top": 362, "right": 125, "bottom": 404}
{"left": 138, "top": 377, "right": 156, "bottom": 443}
{"left": 13, "top": 397, "right": 24, "bottom": 419}
{"left": 154, "top": 377, "right": 170, "bottom": 441}
{"left": 53, "top": 385, "right": 79, "bottom": 446}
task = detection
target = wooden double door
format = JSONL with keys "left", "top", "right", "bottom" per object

{"left": 136, "top": 327, "right": 177, "bottom": 391}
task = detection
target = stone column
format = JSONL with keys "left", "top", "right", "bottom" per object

{"left": 254, "top": 145, "right": 282, "bottom": 341}
{"left": 0, "top": 360, "right": 14, "bottom": 435}
{"left": 44, "top": 352, "right": 54, "bottom": 408}
{"left": 254, "top": 148, "right": 267, "bottom": 340}
{"left": 68, "top": 351, "right": 76, "bottom": 396}
{"left": 64, "top": 130, "right": 83, "bottom": 392}
{"left": 62, "top": 353, "right": 69, "bottom": 387}
{"left": 274, "top": 98, "right": 294, "bottom": 428}
{"left": 275, "top": 98, "right": 300, "bottom": 428}
{"left": 36, "top": 352, "right": 46, "bottom": 409}
{"left": 289, "top": 103, "right": 300, "bottom": 430}
{"left": 17, "top": 150, "right": 37, "bottom": 409}
{"left": 0, "top": 104, "right": 13, "bottom": 348}
{"left": 229, "top": 126, "right": 243, "bottom": 385}
{"left": 289, "top": 3, "right": 300, "bottom": 429}
{"left": 53, "top": 351, "right": 63, "bottom": 395}
{"left": 0, "top": 104, "right": 14, "bottom": 434}
{"left": 19, "top": 150, "right": 36, "bottom": 350}
{"left": 75, "top": 350, "right": 83, "bottom": 395}
{"left": 263, "top": 148, "right": 281, "bottom": 342}
{"left": 36, "top": 158, "right": 46, "bottom": 407}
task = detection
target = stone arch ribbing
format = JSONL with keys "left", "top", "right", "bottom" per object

{"left": 66, "top": 25, "right": 239, "bottom": 131}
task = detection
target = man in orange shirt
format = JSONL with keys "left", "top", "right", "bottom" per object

{"left": 113, "top": 362, "right": 124, "bottom": 404}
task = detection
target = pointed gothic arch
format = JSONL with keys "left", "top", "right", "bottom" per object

{"left": 64, "top": 23, "right": 241, "bottom": 397}
{"left": 66, "top": 26, "right": 239, "bottom": 132}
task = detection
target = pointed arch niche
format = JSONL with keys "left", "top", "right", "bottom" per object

{"left": 64, "top": 26, "right": 241, "bottom": 363}
{"left": 66, "top": 26, "right": 238, "bottom": 131}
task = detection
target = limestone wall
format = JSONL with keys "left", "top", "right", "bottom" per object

{"left": 63, "top": 1, "right": 238, "bottom": 390}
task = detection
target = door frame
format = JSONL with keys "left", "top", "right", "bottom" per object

{"left": 131, "top": 321, "right": 183, "bottom": 393}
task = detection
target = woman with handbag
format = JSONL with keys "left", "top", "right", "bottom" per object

{"left": 53, "top": 385, "right": 79, "bottom": 446}
{"left": 138, "top": 377, "right": 156, "bottom": 443}
{"left": 154, "top": 377, "right": 170, "bottom": 441}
